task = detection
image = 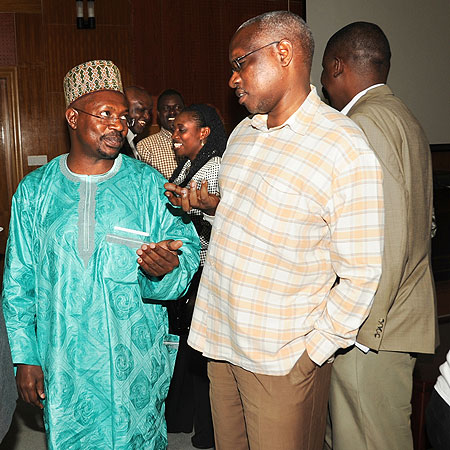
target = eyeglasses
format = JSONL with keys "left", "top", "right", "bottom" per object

{"left": 231, "top": 41, "right": 280, "bottom": 73}
{"left": 73, "top": 108, "right": 128, "bottom": 125}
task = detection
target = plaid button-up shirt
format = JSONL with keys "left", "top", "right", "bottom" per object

{"left": 137, "top": 128, "right": 182, "bottom": 179}
{"left": 188, "top": 87, "right": 384, "bottom": 375}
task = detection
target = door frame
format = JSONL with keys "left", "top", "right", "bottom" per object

{"left": 1, "top": 66, "right": 23, "bottom": 201}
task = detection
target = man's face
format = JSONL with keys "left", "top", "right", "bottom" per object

{"left": 126, "top": 89, "right": 153, "bottom": 135}
{"left": 320, "top": 50, "right": 346, "bottom": 111}
{"left": 158, "top": 94, "right": 184, "bottom": 132}
{"left": 71, "top": 90, "right": 128, "bottom": 160}
{"left": 228, "top": 27, "right": 283, "bottom": 115}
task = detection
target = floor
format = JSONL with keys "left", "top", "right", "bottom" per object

{"left": 0, "top": 400, "right": 198, "bottom": 450}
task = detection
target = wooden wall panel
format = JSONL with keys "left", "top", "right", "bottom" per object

{"left": 0, "top": 13, "right": 16, "bottom": 65}
{"left": 47, "top": 93, "right": 70, "bottom": 156}
{"left": 16, "top": 64, "right": 49, "bottom": 176}
{"left": 0, "top": 0, "right": 40, "bottom": 14}
{"left": 94, "top": 0, "right": 134, "bottom": 27}
{"left": 15, "top": 13, "right": 45, "bottom": 64}
{"left": 0, "top": 67, "right": 23, "bottom": 273}
{"left": 41, "top": 0, "right": 73, "bottom": 25}
{"left": 15, "top": 11, "right": 51, "bottom": 177}
{"left": 45, "top": 25, "right": 134, "bottom": 93}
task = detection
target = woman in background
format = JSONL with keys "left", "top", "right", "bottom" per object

{"left": 165, "top": 103, "right": 227, "bottom": 449}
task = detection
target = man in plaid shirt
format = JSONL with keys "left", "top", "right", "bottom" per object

{"left": 138, "top": 89, "right": 185, "bottom": 179}
{"left": 165, "top": 11, "right": 384, "bottom": 450}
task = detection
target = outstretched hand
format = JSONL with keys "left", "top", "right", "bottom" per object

{"left": 16, "top": 364, "right": 45, "bottom": 409}
{"left": 137, "top": 239, "right": 182, "bottom": 277}
{"left": 164, "top": 180, "right": 220, "bottom": 215}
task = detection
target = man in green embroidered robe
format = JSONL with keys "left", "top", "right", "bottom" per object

{"left": 2, "top": 60, "right": 200, "bottom": 450}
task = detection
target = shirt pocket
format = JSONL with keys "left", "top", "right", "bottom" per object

{"left": 246, "top": 175, "right": 298, "bottom": 246}
{"left": 250, "top": 174, "right": 322, "bottom": 249}
{"left": 103, "top": 226, "right": 151, "bottom": 283}
{"left": 105, "top": 225, "right": 150, "bottom": 250}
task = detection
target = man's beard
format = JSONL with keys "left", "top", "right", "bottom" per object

{"left": 97, "top": 148, "right": 119, "bottom": 160}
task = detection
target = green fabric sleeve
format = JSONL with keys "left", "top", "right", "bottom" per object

{"left": 2, "top": 184, "right": 41, "bottom": 366}
{"left": 138, "top": 176, "right": 201, "bottom": 300}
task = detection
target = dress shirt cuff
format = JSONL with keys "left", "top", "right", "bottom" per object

{"left": 203, "top": 213, "right": 215, "bottom": 225}
{"left": 305, "top": 329, "right": 344, "bottom": 366}
{"left": 8, "top": 328, "right": 41, "bottom": 366}
{"left": 355, "top": 341, "right": 370, "bottom": 353}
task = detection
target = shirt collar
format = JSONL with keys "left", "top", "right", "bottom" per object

{"left": 60, "top": 153, "right": 122, "bottom": 183}
{"left": 250, "top": 85, "right": 321, "bottom": 136}
{"left": 127, "top": 128, "right": 137, "bottom": 144}
{"left": 161, "top": 127, "right": 172, "bottom": 139}
{"left": 340, "top": 84, "right": 385, "bottom": 116}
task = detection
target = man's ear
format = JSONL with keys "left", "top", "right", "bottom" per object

{"left": 333, "top": 57, "right": 345, "bottom": 78}
{"left": 65, "top": 108, "right": 78, "bottom": 130}
{"left": 278, "top": 39, "right": 294, "bottom": 66}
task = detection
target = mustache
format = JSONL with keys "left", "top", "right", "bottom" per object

{"left": 100, "top": 131, "right": 124, "bottom": 141}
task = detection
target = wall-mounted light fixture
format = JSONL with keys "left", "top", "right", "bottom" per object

{"left": 76, "top": 0, "right": 95, "bottom": 29}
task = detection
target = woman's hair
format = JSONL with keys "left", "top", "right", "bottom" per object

{"left": 169, "top": 103, "right": 227, "bottom": 187}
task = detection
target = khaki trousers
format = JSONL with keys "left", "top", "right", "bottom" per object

{"left": 208, "top": 351, "right": 332, "bottom": 450}
{"left": 325, "top": 347, "right": 416, "bottom": 450}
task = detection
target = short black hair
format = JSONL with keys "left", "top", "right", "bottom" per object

{"left": 157, "top": 89, "right": 184, "bottom": 111}
{"left": 325, "top": 22, "right": 391, "bottom": 78}
{"left": 124, "top": 86, "right": 149, "bottom": 96}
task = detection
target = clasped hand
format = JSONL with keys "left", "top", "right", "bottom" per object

{"left": 164, "top": 180, "right": 220, "bottom": 215}
{"left": 137, "top": 239, "right": 182, "bottom": 277}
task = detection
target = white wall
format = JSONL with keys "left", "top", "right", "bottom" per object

{"left": 307, "top": 0, "right": 450, "bottom": 144}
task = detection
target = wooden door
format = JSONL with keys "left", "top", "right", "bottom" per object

{"left": 0, "top": 67, "right": 23, "bottom": 289}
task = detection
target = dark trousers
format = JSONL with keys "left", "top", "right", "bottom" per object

{"left": 165, "top": 335, "right": 195, "bottom": 433}
{"left": 165, "top": 267, "right": 214, "bottom": 446}
{"left": 426, "top": 388, "right": 450, "bottom": 450}
{"left": 165, "top": 336, "right": 214, "bottom": 446}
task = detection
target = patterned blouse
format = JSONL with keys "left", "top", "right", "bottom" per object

{"left": 172, "top": 156, "right": 221, "bottom": 265}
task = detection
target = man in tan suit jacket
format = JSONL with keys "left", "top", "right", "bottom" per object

{"left": 321, "top": 22, "right": 437, "bottom": 450}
